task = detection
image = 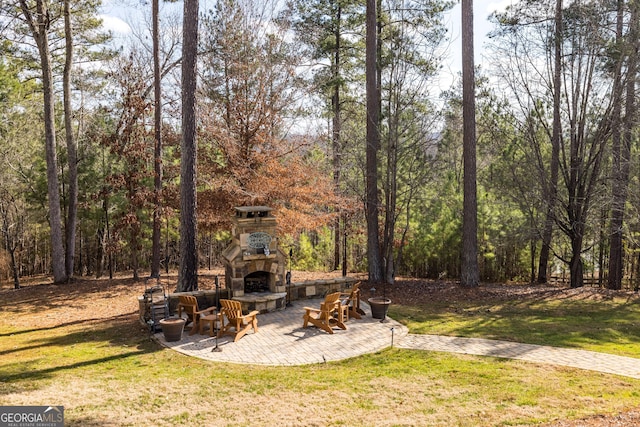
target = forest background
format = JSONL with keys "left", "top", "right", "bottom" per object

{"left": 1, "top": 0, "right": 639, "bottom": 292}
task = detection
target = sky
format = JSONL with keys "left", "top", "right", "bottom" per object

{"left": 436, "top": 0, "right": 514, "bottom": 90}
{"left": 99, "top": 0, "right": 515, "bottom": 54}
{"left": 99, "top": 0, "right": 515, "bottom": 93}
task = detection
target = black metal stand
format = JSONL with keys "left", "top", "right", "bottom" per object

{"left": 286, "top": 271, "right": 292, "bottom": 307}
{"left": 144, "top": 279, "right": 168, "bottom": 337}
{"left": 286, "top": 248, "right": 293, "bottom": 307}
{"left": 212, "top": 275, "right": 222, "bottom": 352}
{"left": 381, "top": 258, "right": 388, "bottom": 323}
{"left": 211, "top": 309, "right": 221, "bottom": 352}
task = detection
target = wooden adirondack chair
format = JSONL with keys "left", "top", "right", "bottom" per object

{"left": 177, "top": 295, "right": 217, "bottom": 336}
{"left": 217, "top": 299, "right": 259, "bottom": 342}
{"left": 339, "top": 281, "right": 366, "bottom": 320}
{"left": 302, "top": 292, "right": 347, "bottom": 334}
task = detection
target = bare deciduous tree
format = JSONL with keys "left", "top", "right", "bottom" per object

{"left": 537, "top": 0, "right": 562, "bottom": 284}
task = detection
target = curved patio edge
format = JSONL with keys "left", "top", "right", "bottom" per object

{"left": 154, "top": 298, "right": 408, "bottom": 366}
{"left": 154, "top": 299, "right": 640, "bottom": 378}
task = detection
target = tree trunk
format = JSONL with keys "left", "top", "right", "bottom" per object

{"left": 365, "top": 0, "right": 382, "bottom": 283}
{"left": 96, "top": 226, "right": 104, "bottom": 279}
{"left": 332, "top": 4, "right": 342, "bottom": 272}
{"left": 530, "top": 236, "right": 536, "bottom": 284}
{"left": 333, "top": 216, "right": 341, "bottom": 271}
{"left": 10, "top": 247, "right": 20, "bottom": 289}
{"left": 63, "top": 0, "right": 78, "bottom": 280}
{"left": 342, "top": 225, "right": 347, "bottom": 276}
{"left": 396, "top": 194, "right": 412, "bottom": 281}
{"left": 102, "top": 195, "right": 113, "bottom": 280}
{"left": 569, "top": 235, "right": 584, "bottom": 288}
{"left": 165, "top": 217, "right": 170, "bottom": 274}
{"left": 131, "top": 231, "right": 140, "bottom": 280}
{"left": 608, "top": 0, "right": 626, "bottom": 290}
{"left": 151, "top": 0, "right": 163, "bottom": 279}
{"left": 598, "top": 206, "right": 607, "bottom": 287}
{"left": 537, "top": 0, "right": 563, "bottom": 284}
{"left": 20, "top": 0, "right": 67, "bottom": 283}
{"left": 78, "top": 229, "right": 83, "bottom": 276}
{"left": 609, "top": 0, "right": 637, "bottom": 290}
{"left": 2, "top": 202, "right": 21, "bottom": 289}
{"left": 177, "top": 0, "right": 199, "bottom": 292}
{"left": 636, "top": 251, "right": 640, "bottom": 291}
{"left": 382, "top": 93, "right": 398, "bottom": 285}
{"left": 460, "top": 0, "right": 479, "bottom": 287}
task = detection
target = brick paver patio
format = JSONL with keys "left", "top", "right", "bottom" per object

{"left": 156, "top": 298, "right": 640, "bottom": 379}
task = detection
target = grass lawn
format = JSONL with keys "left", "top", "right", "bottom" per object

{"left": 391, "top": 291, "right": 640, "bottom": 358}
{"left": 1, "top": 274, "right": 639, "bottom": 426}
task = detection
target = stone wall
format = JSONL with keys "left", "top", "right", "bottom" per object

{"left": 138, "top": 276, "right": 360, "bottom": 326}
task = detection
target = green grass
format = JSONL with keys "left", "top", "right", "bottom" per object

{"left": 1, "top": 285, "right": 639, "bottom": 426}
{"left": 4, "top": 324, "right": 638, "bottom": 426}
{"left": 391, "top": 294, "right": 640, "bottom": 357}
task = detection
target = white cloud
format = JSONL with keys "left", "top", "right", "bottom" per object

{"left": 99, "top": 14, "right": 131, "bottom": 34}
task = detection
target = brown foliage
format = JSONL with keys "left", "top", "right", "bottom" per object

{"left": 197, "top": 106, "right": 350, "bottom": 236}
{"left": 194, "top": 0, "right": 356, "bottom": 236}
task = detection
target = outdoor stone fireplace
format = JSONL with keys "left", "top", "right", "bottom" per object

{"left": 221, "top": 206, "right": 287, "bottom": 313}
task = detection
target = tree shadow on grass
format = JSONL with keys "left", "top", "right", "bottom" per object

{"left": 433, "top": 300, "right": 640, "bottom": 355}
{"left": 0, "top": 314, "right": 162, "bottom": 389}
{"left": 0, "top": 279, "right": 148, "bottom": 313}
{"left": 0, "top": 348, "right": 149, "bottom": 384}
{"left": 0, "top": 313, "right": 136, "bottom": 338}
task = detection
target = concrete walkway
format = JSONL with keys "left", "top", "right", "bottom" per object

{"left": 156, "top": 298, "right": 640, "bottom": 379}
{"left": 397, "top": 334, "right": 640, "bottom": 379}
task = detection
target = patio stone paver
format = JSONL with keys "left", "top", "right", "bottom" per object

{"left": 157, "top": 299, "right": 406, "bottom": 366}
{"left": 155, "top": 298, "right": 640, "bottom": 379}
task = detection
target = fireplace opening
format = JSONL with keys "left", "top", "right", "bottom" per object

{"left": 244, "top": 271, "right": 270, "bottom": 293}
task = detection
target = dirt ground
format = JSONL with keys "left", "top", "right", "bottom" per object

{"left": 2, "top": 271, "right": 639, "bottom": 426}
